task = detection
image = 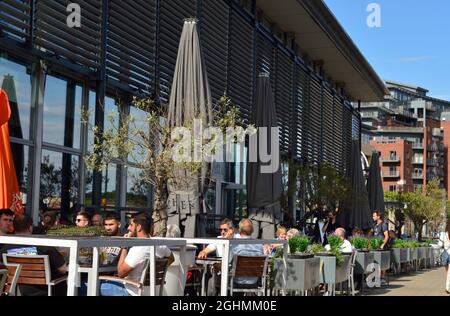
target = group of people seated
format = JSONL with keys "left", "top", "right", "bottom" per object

{"left": 0, "top": 209, "right": 174, "bottom": 296}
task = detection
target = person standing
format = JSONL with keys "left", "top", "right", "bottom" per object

{"left": 438, "top": 222, "right": 450, "bottom": 294}
{"left": 372, "top": 211, "right": 389, "bottom": 249}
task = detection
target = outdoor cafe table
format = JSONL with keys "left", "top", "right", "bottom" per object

{"left": 181, "top": 238, "right": 288, "bottom": 296}
{"left": 0, "top": 235, "right": 187, "bottom": 296}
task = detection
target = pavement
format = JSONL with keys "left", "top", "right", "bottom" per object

{"left": 365, "top": 266, "right": 449, "bottom": 296}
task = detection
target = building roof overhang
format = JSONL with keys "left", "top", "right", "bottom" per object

{"left": 256, "top": 0, "right": 389, "bottom": 102}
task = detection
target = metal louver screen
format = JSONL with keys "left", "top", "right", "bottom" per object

{"left": 0, "top": 0, "right": 30, "bottom": 42}
{"left": 228, "top": 10, "right": 254, "bottom": 123}
{"left": 307, "top": 76, "right": 322, "bottom": 164}
{"left": 342, "top": 105, "right": 353, "bottom": 173}
{"left": 322, "top": 88, "right": 335, "bottom": 166}
{"left": 200, "top": 0, "right": 229, "bottom": 112}
{"left": 107, "top": 0, "right": 156, "bottom": 93}
{"left": 256, "top": 31, "right": 276, "bottom": 87}
{"left": 352, "top": 110, "right": 361, "bottom": 142}
{"left": 333, "top": 96, "right": 344, "bottom": 171}
{"left": 275, "top": 48, "right": 293, "bottom": 153}
{"left": 294, "top": 65, "right": 307, "bottom": 159}
{"left": 34, "top": 0, "right": 102, "bottom": 71}
{"left": 158, "top": 0, "right": 197, "bottom": 103}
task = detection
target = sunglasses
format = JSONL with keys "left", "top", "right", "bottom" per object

{"left": 219, "top": 228, "right": 229, "bottom": 232}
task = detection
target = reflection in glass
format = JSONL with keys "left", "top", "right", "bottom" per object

{"left": 126, "top": 166, "right": 149, "bottom": 208}
{"left": 0, "top": 57, "right": 32, "bottom": 140}
{"left": 129, "top": 106, "right": 149, "bottom": 163}
{"left": 40, "top": 150, "right": 79, "bottom": 217}
{"left": 43, "top": 76, "right": 82, "bottom": 148}
{"left": 101, "top": 163, "right": 117, "bottom": 207}
{"left": 43, "top": 76, "right": 67, "bottom": 146}
{"left": 87, "top": 90, "right": 96, "bottom": 153}
{"left": 14, "top": 145, "right": 30, "bottom": 207}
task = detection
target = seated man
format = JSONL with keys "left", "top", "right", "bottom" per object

{"left": 324, "top": 228, "right": 353, "bottom": 253}
{"left": 102, "top": 212, "right": 123, "bottom": 265}
{"left": 230, "top": 219, "right": 265, "bottom": 287}
{"left": 99, "top": 212, "right": 174, "bottom": 296}
{"left": 92, "top": 213, "right": 104, "bottom": 227}
{"left": 0, "top": 209, "right": 14, "bottom": 236}
{"left": 286, "top": 228, "right": 300, "bottom": 240}
{"left": 0, "top": 215, "right": 67, "bottom": 296}
{"left": 198, "top": 218, "right": 237, "bottom": 259}
{"left": 198, "top": 218, "right": 236, "bottom": 296}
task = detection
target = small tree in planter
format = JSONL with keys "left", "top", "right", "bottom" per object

{"left": 296, "top": 163, "right": 350, "bottom": 232}
{"left": 83, "top": 95, "right": 250, "bottom": 236}
{"left": 369, "top": 238, "right": 385, "bottom": 251}
{"left": 384, "top": 191, "right": 407, "bottom": 238}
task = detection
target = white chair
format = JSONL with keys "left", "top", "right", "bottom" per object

{"left": 0, "top": 263, "right": 21, "bottom": 296}
{"left": 0, "top": 268, "right": 7, "bottom": 295}
{"left": 2, "top": 254, "right": 66, "bottom": 296}
{"left": 99, "top": 258, "right": 168, "bottom": 296}
{"left": 347, "top": 251, "right": 358, "bottom": 296}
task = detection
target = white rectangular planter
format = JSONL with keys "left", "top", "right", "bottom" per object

{"left": 391, "top": 248, "right": 408, "bottom": 264}
{"left": 355, "top": 252, "right": 375, "bottom": 275}
{"left": 372, "top": 251, "right": 390, "bottom": 271}
{"left": 273, "top": 257, "right": 321, "bottom": 292}
{"left": 317, "top": 255, "right": 351, "bottom": 285}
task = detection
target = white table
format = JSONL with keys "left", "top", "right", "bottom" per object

{"left": 0, "top": 235, "right": 186, "bottom": 296}
{"left": 182, "top": 238, "right": 288, "bottom": 296}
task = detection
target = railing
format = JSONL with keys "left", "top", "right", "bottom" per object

{"left": 378, "top": 126, "right": 424, "bottom": 133}
{"left": 382, "top": 156, "right": 400, "bottom": 163}
{"left": 412, "top": 143, "right": 424, "bottom": 149}
{"left": 412, "top": 160, "right": 424, "bottom": 164}
{"left": 382, "top": 171, "right": 400, "bottom": 178}
{"left": 432, "top": 128, "right": 443, "bottom": 137}
{"left": 412, "top": 173, "right": 424, "bottom": 180}
{"left": 427, "top": 159, "right": 438, "bottom": 166}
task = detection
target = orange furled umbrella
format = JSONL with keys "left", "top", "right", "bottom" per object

{"left": 0, "top": 89, "right": 24, "bottom": 215}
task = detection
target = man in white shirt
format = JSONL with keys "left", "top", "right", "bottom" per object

{"left": 99, "top": 212, "right": 174, "bottom": 296}
{"left": 198, "top": 218, "right": 237, "bottom": 259}
{"left": 325, "top": 228, "right": 354, "bottom": 253}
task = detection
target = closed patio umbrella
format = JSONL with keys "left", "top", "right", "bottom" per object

{"left": 246, "top": 74, "right": 283, "bottom": 239}
{"left": 2, "top": 74, "right": 24, "bottom": 187}
{"left": 166, "top": 18, "right": 212, "bottom": 237}
{"left": 0, "top": 89, "right": 24, "bottom": 215}
{"left": 367, "top": 151, "right": 385, "bottom": 216}
{"left": 336, "top": 140, "right": 372, "bottom": 231}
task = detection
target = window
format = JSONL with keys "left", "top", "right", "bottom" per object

{"left": 40, "top": 150, "right": 79, "bottom": 212}
{"left": 43, "top": 76, "right": 82, "bottom": 148}
{"left": 101, "top": 163, "right": 118, "bottom": 208}
{"left": 0, "top": 57, "right": 33, "bottom": 141}
{"left": 126, "top": 166, "right": 150, "bottom": 208}
{"left": 389, "top": 186, "right": 397, "bottom": 192}
{"left": 389, "top": 151, "right": 397, "bottom": 160}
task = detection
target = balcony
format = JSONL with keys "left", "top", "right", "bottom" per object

{"left": 427, "top": 144, "right": 438, "bottom": 152}
{"left": 382, "top": 156, "right": 400, "bottom": 163}
{"left": 383, "top": 171, "right": 400, "bottom": 178}
{"left": 412, "top": 159, "right": 424, "bottom": 165}
{"left": 412, "top": 173, "right": 424, "bottom": 180}
{"left": 432, "top": 128, "right": 443, "bottom": 138}
{"left": 412, "top": 142, "right": 424, "bottom": 150}
{"left": 427, "top": 159, "right": 438, "bottom": 166}
{"left": 378, "top": 126, "right": 424, "bottom": 134}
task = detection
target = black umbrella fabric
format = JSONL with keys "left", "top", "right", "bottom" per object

{"left": 367, "top": 152, "right": 385, "bottom": 216}
{"left": 246, "top": 74, "right": 283, "bottom": 239}
{"left": 2, "top": 74, "right": 24, "bottom": 185}
{"left": 336, "top": 140, "right": 373, "bottom": 231}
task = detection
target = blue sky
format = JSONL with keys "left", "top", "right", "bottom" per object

{"left": 324, "top": 0, "right": 450, "bottom": 101}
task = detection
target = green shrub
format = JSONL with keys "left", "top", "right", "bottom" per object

{"left": 391, "top": 239, "right": 406, "bottom": 248}
{"left": 308, "top": 243, "right": 326, "bottom": 254}
{"left": 289, "top": 236, "right": 310, "bottom": 254}
{"left": 327, "top": 236, "right": 344, "bottom": 266}
{"left": 369, "top": 238, "right": 384, "bottom": 250}
{"left": 351, "top": 237, "right": 369, "bottom": 250}
{"left": 47, "top": 225, "right": 107, "bottom": 237}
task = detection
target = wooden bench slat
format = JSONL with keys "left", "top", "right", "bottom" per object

{"left": 18, "top": 277, "right": 46, "bottom": 285}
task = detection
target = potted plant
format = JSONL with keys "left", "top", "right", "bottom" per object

{"left": 315, "top": 236, "right": 351, "bottom": 285}
{"left": 351, "top": 237, "right": 370, "bottom": 251}
{"left": 369, "top": 238, "right": 385, "bottom": 251}
{"left": 47, "top": 226, "right": 107, "bottom": 265}
{"left": 288, "top": 236, "right": 313, "bottom": 259}
{"left": 369, "top": 238, "right": 390, "bottom": 271}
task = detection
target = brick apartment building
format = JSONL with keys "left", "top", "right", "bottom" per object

{"left": 362, "top": 81, "right": 450, "bottom": 193}
{"left": 370, "top": 139, "right": 413, "bottom": 193}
